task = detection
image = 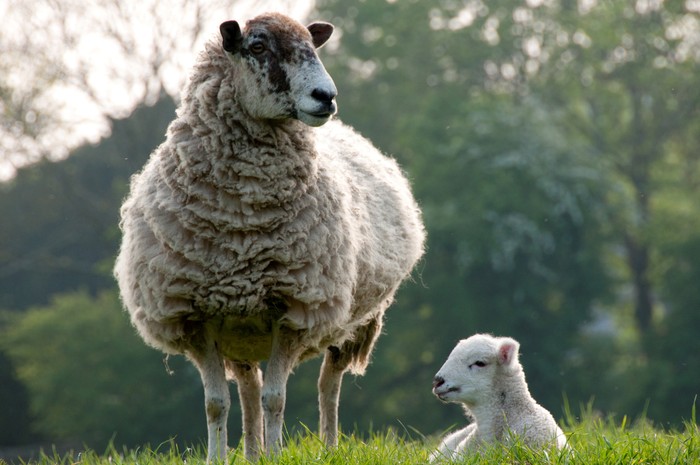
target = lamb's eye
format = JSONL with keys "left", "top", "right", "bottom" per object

{"left": 249, "top": 42, "right": 266, "bottom": 54}
{"left": 469, "top": 361, "right": 487, "bottom": 369}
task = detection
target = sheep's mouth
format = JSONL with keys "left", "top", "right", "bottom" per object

{"left": 306, "top": 110, "right": 335, "bottom": 119}
{"left": 297, "top": 110, "right": 334, "bottom": 127}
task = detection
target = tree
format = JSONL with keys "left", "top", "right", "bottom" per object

{"left": 311, "top": 0, "right": 700, "bottom": 429}
{"left": 0, "top": 97, "right": 176, "bottom": 312}
{"left": 462, "top": 0, "right": 700, "bottom": 334}
{"left": 0, "top": 0, "right": 304, "bottom": 179}
{"left": 0, "top": 98, "right": 176, "bottom": 447}
{"left": 310, "top": 0, "right": 612, "bottom": 433}
{"left": 0, "top": 291, "right": 207, "bottom": 448}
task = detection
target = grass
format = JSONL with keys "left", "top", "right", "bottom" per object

{"left": 6, "top": 408, "right": 699, "bottom": 465}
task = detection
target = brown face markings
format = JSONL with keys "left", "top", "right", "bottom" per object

{"left": 245, "top": 13, "right": 314, "bottom": 59}
{"left": 242, "top": 14, "right": 317, "bottom": 93}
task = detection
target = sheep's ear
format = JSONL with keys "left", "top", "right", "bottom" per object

{"left": 220, "top": 21, "right": 243, "bottom": 54}
{"left": 498, "top": 338, "right": 520, "bottom": 366}
{"left": 307, "top": 22, "right": 334, "bottom": 48}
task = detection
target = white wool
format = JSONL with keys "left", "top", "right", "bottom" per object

{"left": 113, "top": 12, "right": 424, "bottom": 461}
{"left": 115, "top": 116, "right": 424, "bottom": 362}
{"left": 431, "top": 334, "right": 567, "bottom": 460}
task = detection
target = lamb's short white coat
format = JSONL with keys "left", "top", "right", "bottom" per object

{"left": 431, "top": 334, "right": 566, "bottom": 460}
{"left": 113, "top": 12, "right": 424, "bottom": 463}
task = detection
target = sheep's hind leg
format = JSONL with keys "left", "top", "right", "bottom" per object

{"left": 190, "top": 342, "right": 231, "bottom": 463}
{"left": 261, "top": 324, "right": 304, "bottom": 454}
{"left": 228, "top": 361, "right": 264, "bottom": 461}
{"left": 318, "top": 346, "right": 352, "bottom": 446}
{"left": 318, "top": 316, "right": 382, "bottom": 446}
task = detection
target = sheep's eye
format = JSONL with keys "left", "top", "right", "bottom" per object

{"left": 469, "top": 361, "right": 487, "bottom": 369}
{"left": 249, "top": 42, "right": 266, "bottom": 54}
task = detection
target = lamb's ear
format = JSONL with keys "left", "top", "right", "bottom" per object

{"left": 307, "top": 22, "right": 334, "bottom": 48}
{"left": 220, "top": 21, "right": 243, "bottom": 54}
{"left": 497, "top": 338, "right": 520, "bottom": 366}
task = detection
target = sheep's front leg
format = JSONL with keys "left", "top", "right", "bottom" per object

{"left": 229, "top": 361, "right": 264, "bottom": 461}
{"left": 262, "top": 325, "right": 303, "bottom": 454}
{"left": 318, "top": 346, "right": 350, "bottom": 446}
{"left": 190, "top": 342, "right": 230, "bottom": 463}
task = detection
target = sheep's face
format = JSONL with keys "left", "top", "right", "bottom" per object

{"left": 432, "top": 334, "right": 520, "bottom": 407}
{"left": 220, "top": 13, "right": 337, "bottom": 127}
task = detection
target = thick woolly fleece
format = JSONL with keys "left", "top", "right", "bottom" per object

{"left": 113, "top": 34, "right": 425, "bottom": 375}
{"left": 431, "top": 334, "right": 567, "bottom": 460}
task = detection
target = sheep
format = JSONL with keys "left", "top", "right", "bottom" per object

{"left": 113, "top": 12, "right": 425, "bottom": 463}
{"left": 431, "top": 334, "right": 566, "bottom": 460}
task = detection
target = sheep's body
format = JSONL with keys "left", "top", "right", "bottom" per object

{"left": 117, "top": 118, "right": 419, "bottom": 363}
{"left": 114, "top": 13, "right": 424, "bottom": 462}
{"left": 431, "top": 334, "right": 566, "bottom": 460}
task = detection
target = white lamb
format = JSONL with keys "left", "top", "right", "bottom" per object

{"left": 113, "top": 12, "right": 425, "bottom": 463}
{"left": 431, "top": 334, "right": 567, "bottom": 460}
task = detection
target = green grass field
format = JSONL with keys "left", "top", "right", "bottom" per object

{"left": 9, "top": 408, "right": 699, "bottom": 465}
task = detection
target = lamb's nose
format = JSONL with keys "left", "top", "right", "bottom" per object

{"left": 433, "top": 376, "right": 445, "bottom": 390}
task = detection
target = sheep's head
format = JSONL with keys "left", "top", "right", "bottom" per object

{"left": 432, "top": 334, "right": 521, "bottom": 407}
{"left": 219, "top": 13, "right": 337, "bottom": 127}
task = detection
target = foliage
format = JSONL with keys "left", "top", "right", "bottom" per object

{"left": 313, "top": 0, "right": 613, "bottom": 432}
{"left": 0, "top": 97, "right": 175, "bottom": 312}
{"left": 312, "top": 0, "right": 700, "bottom": 430}
{"left": 0, "top": 291, "right": 205, "bottom": 448}
{"left": 0, "top": 98, "right": 178, "bottom": 446}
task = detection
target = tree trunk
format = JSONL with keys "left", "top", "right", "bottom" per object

{"left": 624, "top": 233, "right": 653, "bottom": 332}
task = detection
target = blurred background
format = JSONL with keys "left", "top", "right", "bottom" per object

{"left": 1, "top": 0, "right": 699, "bottom": 456}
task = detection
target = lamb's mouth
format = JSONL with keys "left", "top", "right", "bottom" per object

{"left": 434, "top": 387, "right": 460, "bottom": 400}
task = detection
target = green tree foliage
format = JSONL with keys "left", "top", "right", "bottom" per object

{"left": 0, "top": 97, "right": 176, "bottom": 312}
{"left": 0, "top": 98, "right": 176, "bottom": 446}
{"left": 0, "top": 291, "right": 206, "bottom": 448}
{"left": 312, "top": 0, "right": 699, "bottom": 429}
{"left": 522, "top": 0, "right": 700, "bottom": 334}
{"left": 0, "top": 350, "right": 33, "bottom": 445}
{"left": 312, "top": 0, "right": 612, "bottom": 431}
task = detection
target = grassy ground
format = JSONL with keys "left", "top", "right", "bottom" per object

{"left": 6, "top": 408, "right": 698, "bottom": 464}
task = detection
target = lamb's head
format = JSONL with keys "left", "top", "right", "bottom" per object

{"left": 219, "top": 13, "right": 337, "bottom": 127}
{"left": 432, "top": 334, "right": 522, "bottom": 407}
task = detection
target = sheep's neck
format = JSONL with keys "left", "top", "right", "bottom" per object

{"left": 169, "top": 98, "right": 319, "bottom": 215}
{"left": 173, "top": 41, "right": 319, "bottom": 210}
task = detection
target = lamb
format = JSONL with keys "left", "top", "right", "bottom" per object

{"left": 113, "top": 12, "right": 425, "bottom": 463}
{"left": 431, "top": 334, "right": 566, "bottom": 460}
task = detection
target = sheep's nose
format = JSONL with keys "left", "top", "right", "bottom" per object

{"left": 433, "top": 376, "right": 445, "bottom": 390}
{"left": 311, "top": 88, "right": 336, "bottom": 106}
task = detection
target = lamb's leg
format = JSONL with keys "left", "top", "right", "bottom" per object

{"left": 318, "top": 346, "right": 350, "bottom": 446}
{"left": 262, "top": 324, "right": 303, "bottom": 454}
{"left": 229, "top": 361, "right": 264, "bottom": 461}
{"left": 190, "top": 342, "right": 230, "bottom": 463}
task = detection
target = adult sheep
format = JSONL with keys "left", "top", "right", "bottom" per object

{"left": 113, "top": 12, "right": 425, "bottom": 463}
{"left": 431, "top": 334, "right": 567, "bottom": 460}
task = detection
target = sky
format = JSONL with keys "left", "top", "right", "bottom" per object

{"left": 0, "top": 0, "right": 314, "bottom": 181}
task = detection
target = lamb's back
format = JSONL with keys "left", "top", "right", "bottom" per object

{"left": 504, "top": 398, "right": 566, "bottom": 448}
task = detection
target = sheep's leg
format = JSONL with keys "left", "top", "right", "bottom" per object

{"left": 190, "top": 342, "right": 230, "bottom": 463}
{"left": 318, "top": 346, "right": 351, "bottom": 446}
{"left": 318, "top": 316, "right": 382, "bottom": 446}
{"left": 229, "top": 361, "right": 264, "bottom": 461}
{"left": 262, "top": 324, "right": 303, "bottom": 454}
